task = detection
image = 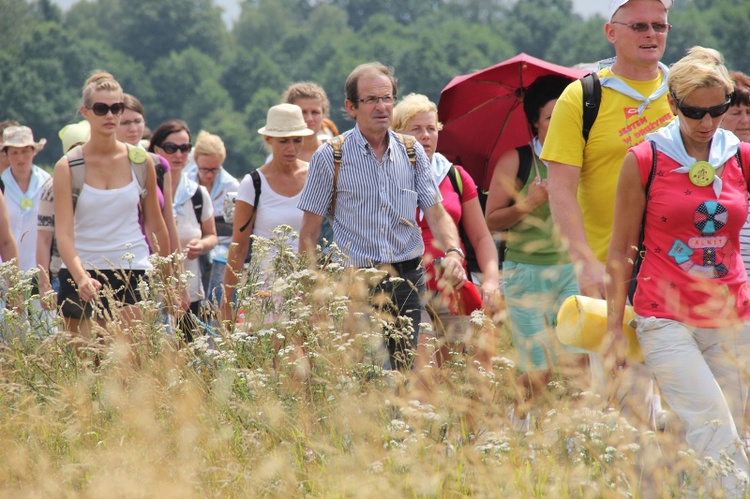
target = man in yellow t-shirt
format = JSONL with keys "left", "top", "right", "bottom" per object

{"left": 541, "top": 0, "right": 674, "bottom": 299}
{"left": 540, "top": 0, "right": 674, "bottom": 430}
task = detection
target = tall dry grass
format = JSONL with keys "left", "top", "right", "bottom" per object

{"left": 0, "top": 228, "right": 743, "bottom": 497}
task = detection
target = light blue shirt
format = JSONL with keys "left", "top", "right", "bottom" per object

{"left": 298, "top": 125, "right": 441, "bottom": 267}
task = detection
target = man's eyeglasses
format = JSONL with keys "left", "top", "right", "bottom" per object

{"left": 120, "top": 118, "right": 144, "bottom": 127}
{"left": 160, "top": 142, "right": 192, "bottom": 154}
{"left": 358, "top": 95, "right": 395, "bottom": 106}
{"left": 671, "top": 93, "right": 731, "bottom": 120}
{"left": 198, "top": 167, "right": 221, "bottom": 174}
{"left": 88, "top": 102, "right": 125, "bottom": 116}
{"left": 611, "top": 21, "right": 671, "bottom": 33}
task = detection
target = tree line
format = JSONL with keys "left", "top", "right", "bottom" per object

{"left": 1, "top": 0, "right": 745, "bottom": 177}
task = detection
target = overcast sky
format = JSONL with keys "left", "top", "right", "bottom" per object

{"left": 50, "top": 0, "right": 610, "bottom": 26}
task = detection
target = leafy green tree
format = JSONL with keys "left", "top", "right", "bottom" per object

{"left": 687, "top": 0, "right": 750, "bottom": 73}
{"left": 443, "top": 0, "right": 510, "bottom": 24}
{"left": 0, "top": 0, "right": 33, "bottom": 56}
{"left": 148, "top": 48, "right": 232, "bottom": 133}
{"left": 331, "top": 0, "right": 442, "bottom": 30}
{"left": 661, "top": 8, "right": 719, "bottom": 67}
{"left": 3, "top": 0, "right": 750, "bottom": 170}
{"left": 0, "top": 20, "right": 146, "bottom": 165}
{"left": 32, "top": 0, "right": 63, "bottom": 23}
{"left": 544, "top": 16, "right": 613, "bottom": 67}
{"left": 221, "top": 48, "right": 287, "bottom": 113}
{"left": 65, "top": 0, "right": 228, "bottom": 69}
{"left": 64, "top": 0, "right": 114, "bottom": 43}
{"left": 234, "top": 0, "right": 301, "bottom": 55}
{"left": 397, "top": 14, "right": 514, "bottom": 102}
{"left": 500, "top": 0, "right": 577, "bottom": 60}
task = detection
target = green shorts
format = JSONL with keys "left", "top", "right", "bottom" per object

{"left": 503, "top": 261, "right": 586, "bottom": 371}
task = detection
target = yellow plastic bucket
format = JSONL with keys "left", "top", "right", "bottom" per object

{"left": 556, "top": 295, "right": 643, "bottom": 362}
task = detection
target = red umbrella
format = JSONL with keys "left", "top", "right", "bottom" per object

{"left": 437, "top": 53, "right": 587, "bottom": 190}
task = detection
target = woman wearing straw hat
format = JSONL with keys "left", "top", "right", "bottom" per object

{"left": 220, "top": 103, "right": 313, "bottom": 322}
{"left": 2, "top": 125, "right": 51, "bottom": 274}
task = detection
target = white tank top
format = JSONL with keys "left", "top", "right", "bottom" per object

{"left": 64, "top": 172, "right": 152, "bottom": 271}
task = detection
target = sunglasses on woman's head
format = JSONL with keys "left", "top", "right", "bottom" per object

{"left": 671, "top": 93, "right": 732, "bottom": 120}
{"left": 160, "top": 142, "right": 192, "bottom": 154}
{"left": 88, "top": 102, "right": 126, "bottom": 116}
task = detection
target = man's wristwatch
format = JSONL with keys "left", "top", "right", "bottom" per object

{"left": 446, "top": 247, "right": 465, "bottom": 260}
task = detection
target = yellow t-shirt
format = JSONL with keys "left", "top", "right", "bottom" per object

{"left": 540, "top": 66, "right": 674, "bottom": 262}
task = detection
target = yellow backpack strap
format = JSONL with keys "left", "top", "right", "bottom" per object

{"left": 396, "top": 133, "right": 417, "bottom": 168}
{"left": 327, "top": 134, "right": 345, "bottom": 219}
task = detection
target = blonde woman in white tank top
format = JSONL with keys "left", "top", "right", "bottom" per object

{"left": 53, "top": 71, "right": 171, "bottom": 350}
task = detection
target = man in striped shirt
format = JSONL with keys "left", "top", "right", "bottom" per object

{"left": 299, "top": 62, "right": 466, "bottom": 371}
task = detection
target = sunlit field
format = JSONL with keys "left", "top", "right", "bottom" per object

{"left": 0, "top": 229, "right": 744, "bottom": 497}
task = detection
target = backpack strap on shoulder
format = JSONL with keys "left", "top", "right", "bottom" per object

{"left": 65, "top": 144, "right": 86, "bottom": 209}
{"left": 446, "top": 165, "right": 463, "bottom": 200}
{"left": 328, "top": 134, "right": 345, "bottom": 219}
{"left": 149, "top": 152, "right": 165, "bottom": 193}
{"left": 126, "top": 144, "right": 148, "bottom": 200}
{"left": 239, "top": 170, "right": 262, "bottom": 232}
{"left": 737, "top": 145, "right": 746, "bottom": 182}
{"left": 628, "top": 141, "right": 659, "bottom": 302}
{"left": 191, "top": 186, "right": 204, "bottom": 223}
{"left": 395, "top": 133, "right": 417, "bottom": 167}
{"left": 516, "top": 145, "right": 534, "bottom": 187}
{"left": 581, "top": 72, "right": 601, "bottom": 143}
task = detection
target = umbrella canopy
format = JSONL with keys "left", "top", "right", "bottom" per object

{"left": 437, "top": 53, "right": 588, "bottom": 190}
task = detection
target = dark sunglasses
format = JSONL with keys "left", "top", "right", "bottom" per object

{"left": 88, "top": 102, "right": 126, "bottom": 116}
{"left": 611, "top": 21, "right": 671, "bottom": 33}
{"left": 671, "top": 93, "right": 732, "bottom": 120}
{"left": 160, "top": 142, "right": 192, "bottom": 154}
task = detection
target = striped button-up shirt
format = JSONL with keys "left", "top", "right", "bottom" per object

{"left": 298, "top": 125, "right": 441, "bottom": 267}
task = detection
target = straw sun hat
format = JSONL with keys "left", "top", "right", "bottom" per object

{"left": 258, "top": 104, "right": 314, "bottom": 137}
{"left": 2, "top": 125, "right": 46, "bottom": 152}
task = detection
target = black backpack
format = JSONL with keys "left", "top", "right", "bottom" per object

{"left": 581, "top": 71, "right": 601, "bottom": 142}
{"left": 235, "top": 170, "right": 262, "bottom": 263}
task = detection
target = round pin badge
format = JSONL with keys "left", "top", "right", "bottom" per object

{"left": 128, "top": 147, "right": 147, "bottom": 164}
{"left": 688, "top": 161, "right": 715, "bottom": 187}
{"left": 20, "top": 197, "right": 33, "bottom": 210}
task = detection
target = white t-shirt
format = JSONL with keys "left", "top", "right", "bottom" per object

{"left": 175, "top": 185, "right": 214, "bottom": 302}
{"left": 236, "top": 170, "right": 304, "bottom": 270}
